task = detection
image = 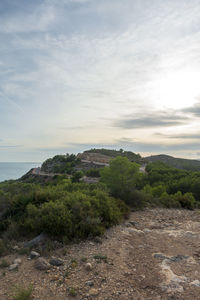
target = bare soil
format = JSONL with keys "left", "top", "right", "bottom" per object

{"left": 1, "top": 209, "right": 200, "bottom": 300}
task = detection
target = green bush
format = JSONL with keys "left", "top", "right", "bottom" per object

{"left": 25, "top": 201, "right": 72, "bottom": 236}
{"left": 86, "top": 168, "right": 100, "bottom": 177}
{"left": 0, "top": 259, "right": 9, "bottom": 268}
{"left": 23, "top": 188, "right": 126, "bottom": 239}
{"left": 13, "top": 285, "right": 33, "bottom": 300}
{"left": 173, "top": 191, "right": 196, "bottom": 210}
{"left": 159, "top": 193, "right": 181, "bottom": 208}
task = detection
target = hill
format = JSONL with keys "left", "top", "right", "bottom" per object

{"left": 84, "top": 148, "right": 144, "bottom": 164}
{"left": 145, "top": 154, "right": 200, "bottom": 172}
{"left": 38, "top": 149, "right": 144, "bottom": 176}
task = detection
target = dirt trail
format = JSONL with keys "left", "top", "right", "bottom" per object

{"left": 1, "top": 209, "right": 200, "bottom": 299}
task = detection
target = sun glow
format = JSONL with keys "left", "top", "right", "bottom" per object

{"left": 153, "top": 70, "right": 200, "bottom": 109}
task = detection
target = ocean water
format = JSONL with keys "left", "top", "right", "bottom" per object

{"left": 0, "top": 162, "right": 40, "bottom": 182}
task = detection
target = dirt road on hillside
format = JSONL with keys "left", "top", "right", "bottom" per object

{"left": 1, "top": 209, "right": 200, "bottom": 299}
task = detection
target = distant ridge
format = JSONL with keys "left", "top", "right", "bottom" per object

{"left": 145, "top": 154, "right": 200, "bottom": 172}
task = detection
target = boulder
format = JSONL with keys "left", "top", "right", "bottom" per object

{"left": 30, "top": 251, "right": 40, "bottom": 259}
{"left": 49, "top": 257, "right": 64, "bottom": 266}
{"left": 13, "top": 258, "right": 22, "bottom": 265}
{"left": 89, "top": 288, "right": 99, "bottom": 296}
{"left": 85, "top": 262, "right": 92, "bottom": 271}
{"left": 24, "top": 233, "right": 47, "bottom": 248}
{"left": 9, "top": 264, "right": 18, "bottom": 271}
{"left": 34, "top": 257, "right": 51, "bottom": 271}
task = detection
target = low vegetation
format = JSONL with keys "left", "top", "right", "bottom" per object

{"left": 12, "top": 285, "right": 33, "bottom": 300}
{"left": 0, "top": 180, "right": 127, "bottom": 244}
{"left": 41, "top": 153, "right": 81, "bottom": 174}
{"left": 0, "top": 149, "right": 200, "bottom": 248}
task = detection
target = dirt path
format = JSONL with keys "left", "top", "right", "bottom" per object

{"left": 1, "top": 209, "right": 200, "bottom": 299}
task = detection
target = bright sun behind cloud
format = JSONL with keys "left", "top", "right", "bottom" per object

{"left": 153, "top": 70, "right": 200, "bottom": 109}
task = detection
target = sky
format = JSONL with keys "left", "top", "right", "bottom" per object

{"left": 1, "top": 0, "right": 200, "bottom": 162}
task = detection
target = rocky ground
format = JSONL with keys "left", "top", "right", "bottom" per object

{"left": 1, "top": 209, "right": 200, "bottom": 299}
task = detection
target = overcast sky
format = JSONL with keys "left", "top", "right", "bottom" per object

{"left": 1, "top": 0, "right": 200, "bottom": 162}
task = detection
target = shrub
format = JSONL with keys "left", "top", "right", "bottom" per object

{"left": 68, "top": 287, "right": 77, "bottom": 297}
{"left": 0, "top": 239, "right": 7, "bottom": 257}
{"left": 13, "top": 285, "right": 33, "bottom": 300}
{"left": 25, "top": 201, "right": 72, "bottom": 236}
{"left": 174, "top": 191, "right": 196, "bottom": 210}
{"left": 86, "top": 168, "right": 100, "bottom": 177}
{"left": 23, "top": 189, "right": 126, "bottom": 239}
{"left": 0, "top": 259, "right": 9, "bottom": 268}
{"left": 159, "top": 193, "right": 181, "bottom": 208}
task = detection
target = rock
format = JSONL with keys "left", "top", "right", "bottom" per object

{"left": 9, "top": 264, "right": 18, "bottom": 271}
{"left": 190, "top": 280, "right": 200, "bottom": 287}
{"left": 89, "top": 288, "right": 98, "bottom": 296}
{"left": 49, "top": 257, "right": 64, "bottom": 266}
{"left": 30, "top": 251, "right": 40, "bottom": 259}
{"left": 129, "top": 221, "right": 138, "bottom": 226}
{"left": 169, "top": 255, "right": 189, "bottom": 263}
{"left": 34, "top": 257, "right": 51, "bottom": 271}
{"left": 85, "top": 263, "right": 92, "bottom": 271}
{"left": 13, "top": 245, "right": 20, "bottom": 251}
{"left": 125, "top": 222, "right": 132, "bottom": 227}
{"left": 153, "top": 253, "right": 168, "bottom": 260}
{"left": 144, "top": 228, "right": 151, "bottom": 233}
{"left": 24, "top": 233, "right": 47, "bottom": 248}
{"left": 86, "top": 281, "right": 94, "bottom": 286}
{"left": 153, "top": 253, "right": 189, "bottom": 263}
{"left": 13, "top": 258, "right": 22, "bottom": 265}
{"left": 127, "top": 228, "right": 143, "bottom": 234}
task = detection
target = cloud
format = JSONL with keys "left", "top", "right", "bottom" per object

{"left": 182, "top": 102, "right": 200, "bottom": 117}
{"left": 155, "top": 132, "right": 200, "bottom": 139}
{"left": 0, "top": 145, "right": 23, "bottom": 148}
{"left": 45, "top": 0, "right": 91, "bottom": 4}
{"left": 113, "top": 111, "right": 188, "bottom": 129}
{"left": 114, "top": 138, "right": 200, "bottom": 153}
{"left": 0, "top": 4, "right": 55, "bottom": 33}
{"left": 1, "top": 0, "right": 200, "bottom": 161}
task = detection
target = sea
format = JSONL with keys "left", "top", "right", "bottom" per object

{"left": 0, "top": 162, "right": 41, "bottom": 182}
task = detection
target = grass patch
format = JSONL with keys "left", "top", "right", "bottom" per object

{"left": 71, "top": 259, "right": 78, "bottom": 268}
{"left": 0, "top": 240, "right": 7, "bottom": 257}
{"left": 68, "top": 287, "right": 77, "bottom": 297}
{"left": 0, "top": 259, "right": 9, "bottom": 268}
{"left": 17, "top": 248, "right": 30, "bottom": 256}
{"left": 93, "top": 254, "right": 108, "bottom": 263}
{"left": 13, "top": 285, "right": 33, "bottom": 300}
{"left": 80, "top": 257, "right": 87, "bottom": 263}
{"left": 61, "top": 248, "right": 68, "bottom": 256}
{"left": 64, "top": 270, "right": 69, "bottom": 278}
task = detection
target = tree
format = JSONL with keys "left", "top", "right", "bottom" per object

{"left": 100, "top": 156, "right": 140, "bottom": 198}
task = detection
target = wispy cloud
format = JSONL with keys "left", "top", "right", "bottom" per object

{"left": 155, "top": 132, "right": 200, "bottom": 139}
{"left": 113, "top": 110, "right": 189, "bottom": 129}
{"left": 182, "top": 102, "right": 200, "bottom": 117}
{"left": 0, "top": 4, "right": 55, "bottom": 33}
{"left": 0, "top": 145, "right": 23, "bottom": 148}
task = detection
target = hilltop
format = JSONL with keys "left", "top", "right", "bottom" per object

{"left": 145, "top": 154, "right": 200, "bottom": 172}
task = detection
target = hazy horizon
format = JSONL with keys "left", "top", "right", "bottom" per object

{"left": 1, "top": 0, "right": 200, "bottom": 162}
